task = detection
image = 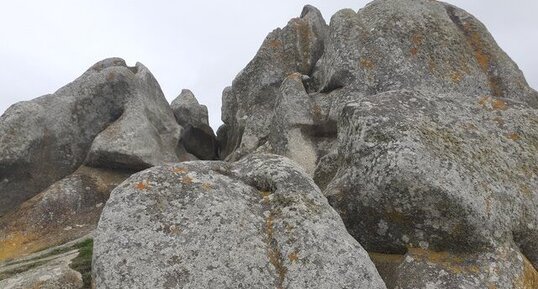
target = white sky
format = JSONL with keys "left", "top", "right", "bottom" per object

{"left": 1, "top": 1, "right": 536, "bottom": 130}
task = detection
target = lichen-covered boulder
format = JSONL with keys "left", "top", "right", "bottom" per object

{"left": 217, "top": 0, "right": 538, "bottom": 177}
{"left": 0, "top": 58, "right": 185, "bottom": 216}
{"left": 324, "top": 90, "right": 538, "bottom": 285}
{"left": 313, "top": 0, "right": 537, "bottom": 106}
{"left": 93, "top": 154, "right": 386, "bottom": 289}
{"left": 171, "top": 89, "right": 218, "bottom": 160}
{"left": 371, "top": 247, "right": 538, "bottom": 289}
{"left": 218, "top": 5, "right": 328, "bottom": 160}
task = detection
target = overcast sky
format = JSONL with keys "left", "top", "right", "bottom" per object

{"left": 1, "top": 1, "right": 536, "bottom": 129}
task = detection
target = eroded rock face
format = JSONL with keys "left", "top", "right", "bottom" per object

{"left": 93, "top": 154, "right": 386, "bottom": 289}
{"left": 171, "top": 89, "right": 218, "bottom": 160}
{"left": 314, "top": 0, "right": 537, "bottom": 105}
{"left": 214, "top": 2, "right": 538, "bottom": 286}
{"left": 218, "top": 0, "right": 538, "bottom": 173}
{"left": 325, "top": 90, "right": 538, "bottom": 286}
{"left": 0, "top": 58, "right": 185, "bottom": 216}
{"left": 0, "top": 166, "right": 129, "bottom": 261}
{"left": 218, "top": 6, "right": 328, "bottom": 161}
{"left": 371, "top": 247, "right": 538, "bottom": 289}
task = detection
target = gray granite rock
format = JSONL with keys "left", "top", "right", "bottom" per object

{"left": 325, "top": 89, "right": 538, "bottom": 269}
{"left": 218, "top": 6, "right": 328, "bottom": 160}
{"left": 370, "top": 247, "right": 538, "bottom": 289}
{"left": 0, "top": 166, "right": 129, "bottom": 260}
{"left": 313, "top": 0, "right": 537, "bottom": 106}
{"left": 93, "top": 154, "right": 386, "bottom": 289}
{"left": 0, "top": 58, "right": 185, "bottom": 216}
{"left": 171, "top": 89, "right": 218, "bottom": 160}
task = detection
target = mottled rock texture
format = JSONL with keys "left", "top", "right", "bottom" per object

{"left": 93, "top": 154, "right": 386, "bottom": 289}
{"left": 0, "top": 166, "right": 129, "bottom": 261}
{"left": 218, "top": 5, "right": 328, "bottom": 161}
{"left": 171, "top": 89, "right": 218, "bottom": 160}
{"left": 0, "top": 58, "right": 197, "bottom": 262}
{"left": 0, "top": 58, "right": 185, "bottom": 217}
{"left": 215, "top": 1, "right": 538, "bottom": 288}
{"left": 326, "top": 90, "right": 538, "bottom": 288}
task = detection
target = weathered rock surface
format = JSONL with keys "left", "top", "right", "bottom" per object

{"left": 218, "top": 0, "right": 538, "bottom": 173}
{"left": 0, "top": 58, "right": 185, "bottom": 216}
{"left": 325, "top": 90, "right": 538, "bottom": 286}
{"left": 171, "top": 89, "right": 218, "bottom": 160}
{"left": 0, "top": 166, "right": 129, "bottom": 261}
{"left": 218, "top": 5, "right": 328, "bottom": 161}
{"left": 371, "top": 247, "right": 538, "bottom": 289}
{"left": 93, "top": 154, "right": 386, "bottom": 289}
{"left": 215, "top": 1, "right": 538, "bottom": 287}
{"left": 314, "top": 0, "right": 538, "bottom": 106}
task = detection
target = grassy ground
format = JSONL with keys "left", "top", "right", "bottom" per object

{"left": 69, "top": 239, "right": 93, "bottom": 288}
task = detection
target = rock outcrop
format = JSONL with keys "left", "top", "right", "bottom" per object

{"left": 326, "top": 90, "right": 538, "bottom": 288}
{"left": 215, "top": 1, "right": 538, "bottom": 288}
{"left": 1, "top": 0, "right": 537, "bottom": 288}
{"left": 93, "top": 154, "right": 386, "bottom": 289}
{"left": 217, "top": 5, "right": 328, "bottom": 161}
{"left": 0, "top": 58, "right": 193, "bottom": 260}
{"left": 171, "top": 89, "right": 218, "bottom": 160}
{"left": 0, "top": 58, "right": 185, "bottom": 217}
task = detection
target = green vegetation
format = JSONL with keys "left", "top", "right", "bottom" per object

{"left": 70, "top": 239, "right": 93, "bottom": 288}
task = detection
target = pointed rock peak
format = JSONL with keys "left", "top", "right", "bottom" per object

{"left": 89, "top": 57, "right": 127, "bottom": 72}
{"left": 301, "top": 5, "right": 322, "bottom": 19}
{"left": 172, "top": 89, "right": 200, "bottom": 108}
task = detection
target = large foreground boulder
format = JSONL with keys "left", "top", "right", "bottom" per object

{"left": 0, "top": 58, "right": 185, "bottom": 217}
{"left": 93, "top": 154, "right": 386, "bottom": 289}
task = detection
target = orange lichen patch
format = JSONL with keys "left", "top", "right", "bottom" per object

{"left": 201, "top": 183, "right": 213, "bottom": 191}
{"left": 173, "top": 167, "right": 187, "bottom": 174}
{"left": 507, "top": 132, "right": 521, "bottom": 141}
{"left": 181, "top": 175, "right": 193, "bottom": 185}
{"left": 520, "top": 186, "right": 533, "bottom": 198}
{"left": 106, "top": 72, "right": 116, "bottom": 81}
{"left": 408, "top": 248, "right": 480, "bottom": 274}
{"left": 451, "top": 71, "right": 463, "bottom": 83}
{"left": 410, "top": 33, "right": 424, "bottom": 56}
{"left": 460, "top": 21, "right": 504, "bottom": 96}
{"left": 478, "top": 96, "right": 509, "bottom": 111}
{"left": 269, "top": 39, "right": 283, "bottom": 49}
{"left": 513, "top": 256, "right": 538, "bottom": 289}
{"left": 428, "top": 58, "right": 437, "bottom": 73}
{"left": 135, "top": 181, "right": 148, "bottom": 190}
{"left": 492, "top": 99, "right": 508, "bottom": 110}
{"left": 493, "top": 116, "right": 505, "bottom": 126}
{"left": 261, "top": 191, "right": 272, "bottom": 202}
{"left": 0, "top": 232, "right": 41, "bottom": 261}
{"left": 359, "top": 58, "right": 375, "bottom": 70}
{"left": 478, "top": 95, "right": 491, "bottom": 107}
{"left": 288, "top": 250, "right": 299, "bottom": 262}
